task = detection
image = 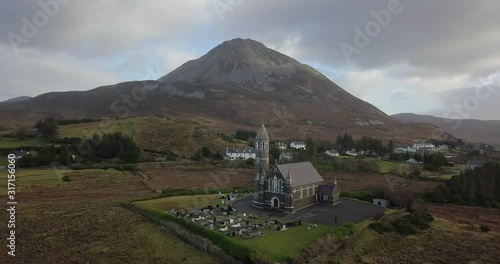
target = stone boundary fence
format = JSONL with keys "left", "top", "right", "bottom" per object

{"left": 121, "top": 204, "right": 243, "bottom": 264}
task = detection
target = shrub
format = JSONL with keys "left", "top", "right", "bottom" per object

{"left": 62, "top": 175, "right": 71, "bottom": 182}
{"left": 373, "top": 212, "right": 385, "bottom": 221}
{"left": 369, "top": 221, "right": 393, "bottom": 234}
{"left": 479, "top": 225, "right": 490, "bottom": 233}
{"left": 392, "top": 218, "right": 418, "bottom": 235}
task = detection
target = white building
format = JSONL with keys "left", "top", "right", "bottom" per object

{"left": 224, "top": 148, "right": 256, "bottom": 160}
{"left": 413, "top": 143, "right": 437, "bottom": 151}
{"left": 373, "top": 199, "right": 389, "bottom": 207}
{"left": 290, "top": 141, "right": 306, "bottom": 150}
{"left": 345, "top": 149, "right": 358, "bottom": 157}
{"left": 276, "top": 141, "right": 287, "bottom": 150}
{"left": 325, "top": 149, "right": 340, "bottom": 157}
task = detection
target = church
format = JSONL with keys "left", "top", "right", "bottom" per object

{"left": 252, "top": 124, "right": 340, "bottom": 213}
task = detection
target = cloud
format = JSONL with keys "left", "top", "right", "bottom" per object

{"left": 0, "top": 44, "right": 119, "bottom": 101}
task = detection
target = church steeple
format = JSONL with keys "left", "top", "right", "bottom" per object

{"left": 253, "top": 123, "right": 270, "bottom": 208}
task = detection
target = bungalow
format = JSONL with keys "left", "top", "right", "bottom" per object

{"left": 290, "top": 141, "right": 306, "bottom": 150}
{"left": 279, "top": 152, "right": 294, "bottom": 163}
{"left": 224, "top": 148, "right": 256, "bottom": 160}
{"left": 324, "top": 149, "right": 340, "bottom": 157}
{"left": 413, "top": 142, "right": 437, "bottom": 151}
{"left": 345, "top": 149, "right": 358, "bottom": 157}
{"left": 9, "top": 150, "right": 30, "bottom": 160}
{"left": 394, "top": 147, "right": 407, "bottom": 154}
{"left": 437, "top": 145, "right": 449, "bottom": 152}
{"left": 467, "top": 160, "right": 485, "bottom": 170}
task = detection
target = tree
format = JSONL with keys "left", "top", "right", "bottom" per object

{"left": 201, "top": 146, "right": 211, "bottom": 157}
{"left": 35, "top": 118, "right": 59, "bottom": 138}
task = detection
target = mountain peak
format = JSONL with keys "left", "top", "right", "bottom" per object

{"left": 158, "top": 38, "right": 299, "bottom": 84}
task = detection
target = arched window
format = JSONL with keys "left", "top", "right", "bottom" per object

{"left": 278, "top": 179, "right": 283, "bottom": 193}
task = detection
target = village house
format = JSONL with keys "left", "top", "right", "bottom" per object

{"left": 413, "top": 142, "right": 437, "bottom": 151}
{"left": 324, "top": 149, "right": 340, "bottom": 157}
{"left": 9, "top": 150, "right": 30, "bottom": 160}
{"left": 278, "top": 152, "right": 293, "bottom": 163}
{"left": 345, "top": 149, "right": 358, "bottom": 157}
{"left": 224, "top": 148, "right": 256, "bottom": 160}
{"left": 289, "top": 141, "right": 306, "bottom": 150}
{"left": 275, "top": 141, "right": 287, "bottom": 150}
{"left": 253, "top": 125, "right": 339, "bottom": 213}
{"left": 467, "top": 160, "right": 485, "bottom": 170}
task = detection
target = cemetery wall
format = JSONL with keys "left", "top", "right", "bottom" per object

{"left": 122, "top": 204, "right": 246, "bottom": 264}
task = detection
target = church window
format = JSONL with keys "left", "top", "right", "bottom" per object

{"left": 278, "top": 179, "right": 283, "bottom": 193}
{"left": 272, "top": 176, "right": 279, "bottom": 192}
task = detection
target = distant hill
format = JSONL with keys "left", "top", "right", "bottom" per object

{"left": 392, "top": 113, "right": 500, "bottom": 147}
{"left": 0, "top": 38, "right": 443, "bottom": 142}
{"left": 0, "top": 96, "right": 32, "bottom": 104}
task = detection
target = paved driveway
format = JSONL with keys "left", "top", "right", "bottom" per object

{"left": 232, "top": 195, "right": 386, "bottom": 226}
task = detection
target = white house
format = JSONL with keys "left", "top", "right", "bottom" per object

{"left": 325, "top": 149, "right": 340, "bottom": 157}
{"left": 345, "top": 149, "right": 358, "bottom": 157}
{"left": 437, "top": 145, "right": 449, "bottom": 152}
{"left": 279, "top": 152, "right": 293, "bottom": 163}
{"left": 406, "top": 146, "right": 417, "bottom": 153}
{"left": 290, "top": 141, "right": 306, "bottom": 150}
{"left": 224, "top": 148, "right": 256, "bottom": 160}
{"left": 276, "top": 141, "right": 287, "bottom": 150}
{"left": 394, "top": 147, "right": 407, "bottom": 154}
{"left": 413, "top": 142, "right": 437, "bottom": 151}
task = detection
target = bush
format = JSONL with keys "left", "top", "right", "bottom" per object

{"left": 368, "top": 221, "right": 393, "bottom": 234}
{"left": 479, "top": 225, "right": 490, "bottom": 233}
{"left": 392, "top": 218, "right": 418, "bottom": 235}
{"left": 340, "top": 191, "right": 376, "bottom": 202}
{"left": 62, "top": 175, "right": 71, "bottom": 182}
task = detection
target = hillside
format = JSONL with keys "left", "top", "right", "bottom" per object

{"left": 392, "top": 113, "right": 500, "bottom": 147}
{"left": 0, "top": 38, "right": 444, "bottom": 142}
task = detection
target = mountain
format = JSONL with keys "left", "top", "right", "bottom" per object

{"left": 0, "top": 38, "right": 442, "bottom": 142}
{"left": 0, "top": 96, "right": 32, "bottom": 104}
{"left": 392, "top": 113, "right": 500, "bottom": 147}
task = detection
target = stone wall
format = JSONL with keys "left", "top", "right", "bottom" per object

{"left": 123, "top": 205, "right": 243, "bottom": 264}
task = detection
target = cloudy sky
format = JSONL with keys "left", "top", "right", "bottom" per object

{"left": 1, "top": 0, "right": 499, "bottom": 120}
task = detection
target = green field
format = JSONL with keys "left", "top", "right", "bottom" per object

{"left": 135, "top": 194, "right": 223, "bottom": 211}
{"left": 373, "top": 160, "right": 410, "bottom": 173}
{"left": 0, "top": 168, "right": 70, "bottom": 193}
{"left": 234, "top": 224, "right": 338, "bottom": 262}
{"left": 0, "top": 137, "right": 50, "bottom": 148}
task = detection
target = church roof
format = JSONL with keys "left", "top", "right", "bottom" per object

{"left": 276, "top": 161, "right": 324, "bottom": 187}
{"left": 256, "top": 124, "right": 269, "bottom": 140}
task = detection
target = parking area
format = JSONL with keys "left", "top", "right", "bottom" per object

{"left": 233, "top": 196, "right": 386, "bottom": 226}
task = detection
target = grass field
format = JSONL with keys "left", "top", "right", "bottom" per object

{"left": 0, "top": 137, "right": 50, "bottom": 148}
{"left": 135, "top": 194, "right": 223, "bottom": 211}
{"left": 0, "top": 168, "right": 71, "bottom": 193}
{"left": 235, "top": 224, "right": 337, "bottom": 262}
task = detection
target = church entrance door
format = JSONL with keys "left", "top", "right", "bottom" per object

{"left": 271, "top": 197, "right": 279, "bottom": 208}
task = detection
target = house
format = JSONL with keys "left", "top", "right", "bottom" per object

{"left": 276, "top": 141, "right": 287, "bottom": 150}
{"left": 413, "top": 142, "right": 437, "bottom": 151}
{"left": 467, "top": 160, "right": 485, "bottom": 169}
{"left": 9, "top": 150, "right": 30, "bottom": 160}
{"left": 289, "top": 141, "right": 306, "bottom": 150}
{"left": 345, "top": 149, "right": 358, "bottom": 157}
{"left": 253, "top": 124, "right": 339, "bottom": 213}
{"left": 278, "top": 152, "right": 293, "bottom": 163}
{"left": 224, "top": 148, "right": 256, "bottom": 160}
{"left": 406, "top": 146, "right": 417, "bottom": 153}
{"left": 394, "top": 147, "right": 407, "bottom": 154}
{"left": 324, "top": 149, "right": 339, "bottom": 157}
{"left": 406, "top": 158, "right": 417, "bottom": 164}
{"left": 373, "top": 199, "right": 389, "bottom": 207}
{"left": 437, "top": 145, "right": 449, "bottom": 152}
